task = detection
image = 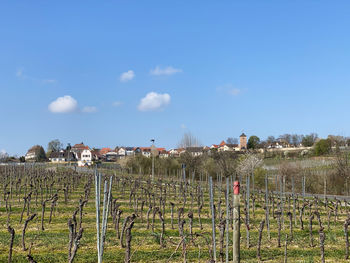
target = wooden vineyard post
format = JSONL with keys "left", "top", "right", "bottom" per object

{"left": 209, "top": 176, "right": 217, "bottom": 262}
{"left": 225, "top": 177, "right": 230, "bottom": 263}
{"left": 233, "top": 180, "right": 240, "bottom": 263}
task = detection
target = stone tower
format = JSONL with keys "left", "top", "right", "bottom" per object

{"left": 239, "top": 133, "right": 247, "bottom": 150}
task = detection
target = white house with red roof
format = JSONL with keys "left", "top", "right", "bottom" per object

{"left": 218, "top": 140, "right": 240, "bottom": 152}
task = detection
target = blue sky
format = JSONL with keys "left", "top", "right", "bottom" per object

{"left": 1, "top": 1, "right": 350, "bottom": 156}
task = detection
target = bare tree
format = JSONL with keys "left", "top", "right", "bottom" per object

{"left": 212, "top": 151, "right": 238, "bottom": 177}
{"left": 267, "top": 136, "right": 276, "bottom": 144}
{"left": 0, "top": 150, "right": 9, "bottom": 162}
{"left": 177, "top": 132, "right": 201, "bottom": 148}
{"left": 237, "top": 152, "right": 263, "bottom": 177}
{"left": 227, "top": 137, "right": 238, "bottom": 144}
{"left": 47, "top": 139, "right": 63, "bottom": 153}
{"left": 291, "top": 134, "right": 303, "bottom": 147}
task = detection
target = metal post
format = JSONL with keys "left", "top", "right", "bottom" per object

{"left": 302, "top": 176, "right": 305, "bottom": 200}
{"left": 292, "top": 177, "right": 297, "bottom": 226}
{"left": 323, "top": 171, "right": 327, "bottom": 203}
{"left": 265, "top": 174, "right": 270, "bottom": 240}
{"left": 246, "top": 174, "right": 250, "bottom": 247}
{"left": 209, "top": 176, "right": 217, "bottom": 261}
{"left": 100, "top": 178, "right": 108, "bottom": 259}
{"left": 95, "top": 171, "right": 113, "bottom": 263}
{"left": 152, "top": 153, "right": 155, "bottom": 181}
{"left": 233, "top": 181, "right": 240, "bottom": 263}
{"left": 182, "top": 164, "right": 187, "bottom": 194}
{"left": 101, "top": 176, "right": 113, "bottom": 258}
{"left": 281, "top": 175, "right": 285, "bottom": 229}
{"left": 95, "top": 170, "right": 101, "bottom": 263}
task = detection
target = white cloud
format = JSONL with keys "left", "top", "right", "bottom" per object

{"left": 120, "top": 70, "right": 135, "bottom": 82}
{"left": 138, "top": 92, "right": 171, "bottom": 111}
{"left": 48, "top": 95, "right": 78, "bottom": 113}
{"left": 113, "top": 101, "right": 123, "bottom": 107}
{"left": 181, "top": 124, "right": 186, "bottom": 129}
{"left": 82, "top": 106, "right": 97, "bottom": 113}
{"left": 150, "top": 66, "right": 182, "bottom": 76}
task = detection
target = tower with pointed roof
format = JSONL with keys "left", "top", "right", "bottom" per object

{"left": 239, "top": 133, "right": 247, "bottom": 150}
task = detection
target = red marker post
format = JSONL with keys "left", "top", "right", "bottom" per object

{"left": 233, "top": 181, "right": 240, "bottom": 263}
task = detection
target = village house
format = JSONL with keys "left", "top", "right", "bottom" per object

{"left": 218, "top": 140, "right": 240, "bottom": 152}
{"left": 125, "top": 147, "right": 135, "bottom": 156}
{"left": 80, "top": 149, "right": 92, "bottom": 165}
{"left": 99, "top": 147, "right": 112, "bottom": 156}
{"left": 210, "top": 144, "right": 219, "bottom": 149}
{"left": 168, "top": 148, "right": 179, "bottom": 157}
{"left": 158, "top": 148, "right": 168, "bottom": 158}
{"left": 116, "top": 147, "right": 126, "bottom": 158}
{"left": 48, "top": 150, "right": 75, "bottom": 163}
{"left": 186, "top": 147, "right": 204, "bottom": 157}
{"left": 267, "top": 141, "right": 283, "bottom": 149}
{"left": 25, "top": 146, "right": 38, "bottom": 161}
{"left": 133, "top": 147, "right": 142, "bottom": 155}
{"left": 71, "top": 142, "right": 89, "bottom": 160}
{"left": 75, "top": 148, "right": 100, "bottom": 166}
{"left": 140, "top": 147, "right": 151, "bottom": 157}
{"left": 25, "top": 145, "right": 44, "bottom": 161}
{"left": 105, "top": 151, "right": 119, "bottom": 162}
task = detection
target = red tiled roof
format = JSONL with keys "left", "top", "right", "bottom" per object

{"left": 219, "top": 141, "right": 226, "bottom": 146}
{"left": 72, "top": 143, "right": 89, "bottom": 150}
{"left": 100, "top": 147, "right": 112, "bottom": 155}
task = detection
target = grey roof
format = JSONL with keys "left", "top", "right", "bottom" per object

{"left": 125, "top": 147, "right": 134, "bottom": 151}
{"left": 186, "top": 147, "right": 203, "bottom": 152}
{"left": 226, "top": 144, "right": 239, "bottom": 147}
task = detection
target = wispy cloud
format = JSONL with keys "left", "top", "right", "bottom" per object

{"left": 42, "top": 79, "right": 57, "bottom": 84}
{"left": 113, "top": 101, "right": 123, "bottom": 107}
{"left": 150, "top": 66, "right": 182, "bottom": 76}
{"left": 82, "top": 106, "right": 97, "bottom": 113}
{"left": 120, "top": 70, "right": 135, "bottom": 82}
{"left": 48, "top": 95, "right": 78, "bottom": 113}
{"left": 228, "top": 88, "right": 241, "bottom": 96}
{"left": 181, "top": 124, "right": 186, "bottom": 129}
{"left": 16, "top": 68, "right": 24, "bottom": 78}
{"left": 217, "top": 84, "right": 242, "bottom": 96}
{"left": 16, "top": 68, "right": 57, "bottom": 84}
{"left": 138, "top": 92, "right": 171, "bottom": 111}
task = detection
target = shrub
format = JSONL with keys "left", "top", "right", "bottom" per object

{"left": 314, "top": 139, "right": 332, "bottom": 156}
